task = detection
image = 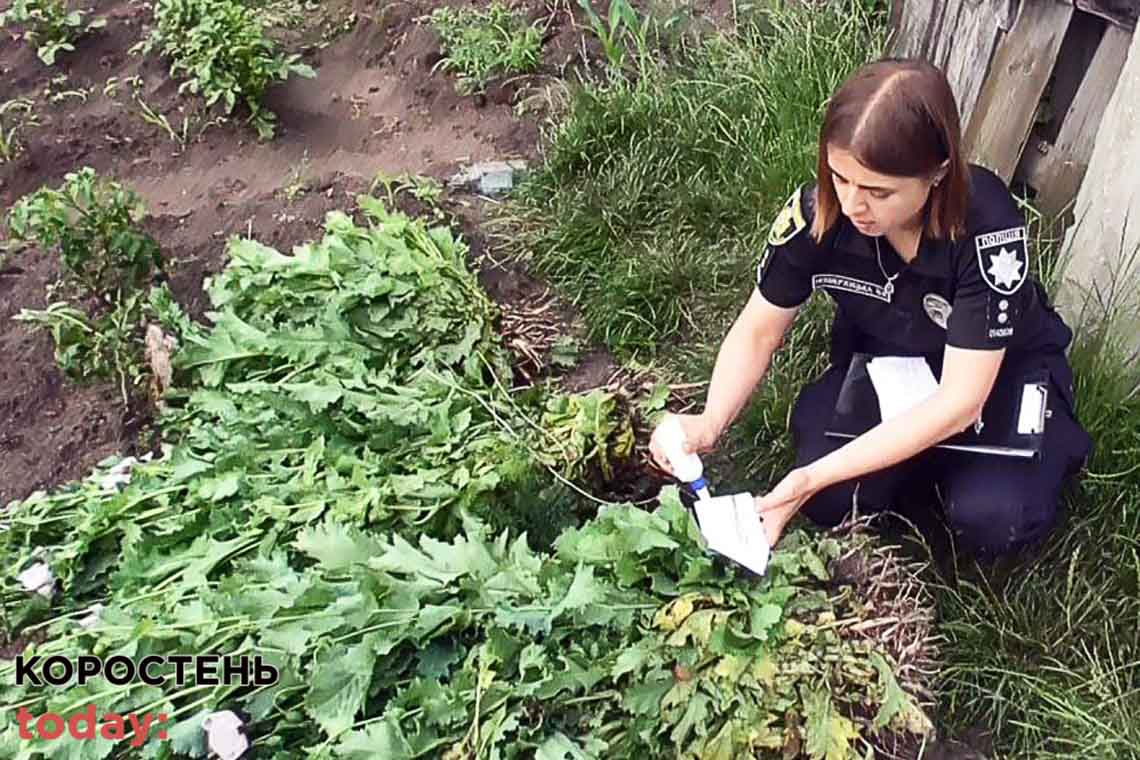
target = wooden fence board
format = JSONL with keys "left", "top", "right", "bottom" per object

{"left": 963, "top": 0, "right": 1076, "bottom": 181}
{"left": 1057, "top": 25, "right": 1140, "bottom": 348}
{"left": 889, "top": 0, "right": 1016, "bottom": 129}
{"left": 1074, "top": 0, "right": 1139, "bottom": 30}
{"left": 1018, "top": 24, "right": 1133, "bottom": 214}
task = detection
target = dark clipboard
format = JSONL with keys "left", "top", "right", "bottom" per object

{"left": 824, "top": 353, "right": 1048, "bottom": 460}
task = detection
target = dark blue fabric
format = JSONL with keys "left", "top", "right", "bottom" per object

{"left": 789, "top": 354, "right": 1093, "bottom": 556}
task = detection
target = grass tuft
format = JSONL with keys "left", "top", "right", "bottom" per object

{"left": 495, "top": 2, "right": 886, "bottom": 362}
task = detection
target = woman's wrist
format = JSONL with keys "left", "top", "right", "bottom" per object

{"left": 799, "top": 460, "right": 831, "bottom": 495}
{"left": 698, "top": 411, "right": 727, "bottom": 447}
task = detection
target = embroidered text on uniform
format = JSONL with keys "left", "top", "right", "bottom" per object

{"left": 811, "top": 274, "right": 891, "bottom": 303}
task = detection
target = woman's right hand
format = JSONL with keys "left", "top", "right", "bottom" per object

{"left": 648, "top": 413, "right": 720, "bottom": 476}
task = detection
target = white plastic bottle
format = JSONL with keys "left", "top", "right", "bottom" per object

{"left": 656, "top": 414, "right": 711, "bottom": 501}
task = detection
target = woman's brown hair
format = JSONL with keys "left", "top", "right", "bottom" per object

{"left": 811, "top": 58, "right": 970, "bottom": 242}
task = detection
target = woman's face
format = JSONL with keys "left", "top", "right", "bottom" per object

{"left": 826, "top": 145, "right": 940, "bottom": 238}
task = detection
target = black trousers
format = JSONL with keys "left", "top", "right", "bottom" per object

{"left": 791, "top": 352, "right": 1093, "bottom": 556}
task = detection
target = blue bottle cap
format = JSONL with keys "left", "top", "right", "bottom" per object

{"left": 690, "top": 477, "right": 707, "bottom": 493}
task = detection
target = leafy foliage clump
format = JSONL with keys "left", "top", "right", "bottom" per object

{"left": 0, "top": 195, "right": 935, "bottom": 758}
{"left": 139, "top": 0, "right": 315, "bottom": 139}
{"left": 7, "top": 167, "right": 161, "bottom": 297}
{"left": 6, "top": 168, "right": 162, "bottom": 396}
{"left": 429, "top": 3, "right": 543, "bottom": 95}
{"left": 0, "top": 0, "right": 105, "bottom": 65}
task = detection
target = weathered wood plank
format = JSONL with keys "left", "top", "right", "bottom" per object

{"left": 1018, "top": 24, "right": 1132, "bottom": 214}
{"left": 1049, "top": 10, "right": 1107, "bottom": 132}
{"left": 889, "top": 0, "right": 1016, "bottom": 131}
{"left": 1057, "top": 24, "right": 1140, "bottom": 350}
{"left": 1074, "top": 0, "right": 1139, "bottom": 30}
{"left": 963, "top": 0, "right": 1076, "bottom": 182}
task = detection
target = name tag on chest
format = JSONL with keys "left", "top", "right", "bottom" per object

{"left": 812, "top": 273, "right": 892, "bottom": 303}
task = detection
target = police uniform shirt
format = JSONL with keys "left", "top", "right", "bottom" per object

{"left": 756, "top": 165, "right": 1072, "bottom": 361}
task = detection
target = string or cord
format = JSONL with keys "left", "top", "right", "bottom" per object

{"left": 874, "top": 236, "right": 901, "bottom": 299}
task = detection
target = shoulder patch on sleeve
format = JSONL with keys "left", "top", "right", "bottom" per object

{"left": 975, "top": 226, "right": 1028, "bottom": 295}
{"left": 768, "top": 186, "right": 808, "bottom": 246}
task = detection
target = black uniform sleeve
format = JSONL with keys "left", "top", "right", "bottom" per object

{"left": 756, "top": 184, "right": 822, "bottom": 308}
{"left": 946, "top": 216, "right": 1031, "bottom": 351}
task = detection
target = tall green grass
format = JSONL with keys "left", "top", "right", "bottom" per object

{"left": 497, "top": 3, "right": 885, "bottom": 364}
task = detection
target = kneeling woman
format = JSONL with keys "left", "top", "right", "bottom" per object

{"left": 649, "top": 58, "right": 1092, "bottom": 556}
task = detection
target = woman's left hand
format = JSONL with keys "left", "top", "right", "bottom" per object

{"left": 754, "top": 467, "right": 817, "bottom": 548}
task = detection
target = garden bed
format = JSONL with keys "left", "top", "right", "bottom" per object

{"left": 0, "top": 1, "right": 969, "bottom": 757}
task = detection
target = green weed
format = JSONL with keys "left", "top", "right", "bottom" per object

{"left": 496, "top": 2, "right": 884, "bottom": 361}
{"left": 6, "top": 168, "right": 162, "bottom": 403}
{"left": 137, "top": 0, "right": 315, "bottom": 139}
{"left": 7, "top": 167, "right": 161, "bottom": 297}
{"left": 0, "top": 0, "right": 105, "bottom": 65}
{"left": 369, "top": 171, "right": 446, "bottom": 219}
{"left": 429, "top": 3, "right": 543, "bottom": 95}
{"left": 14, "top": 295, "right": 148, "bottom": 404}
{"left": 576, "top": 0, "right": 651, "bottom": 74}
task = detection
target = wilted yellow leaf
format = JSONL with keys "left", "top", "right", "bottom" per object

{"left": 653, "top": 592, "right": 703, "bottom": 631}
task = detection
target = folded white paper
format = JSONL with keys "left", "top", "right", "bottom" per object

{"left": 866, "top": 356, "right": 939, "bottom": 422}
{"left": 693, "top": 492, "right": 769, "bottom": 576}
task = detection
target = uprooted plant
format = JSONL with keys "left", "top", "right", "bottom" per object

{"left": 0, "top": 193, "right": 940, "bottom": 758}
{"left": 0, "top": 0, "right": 105, "bottom": 65}
{"left": 5, "top": 167, "right": 162, "bottom": 403}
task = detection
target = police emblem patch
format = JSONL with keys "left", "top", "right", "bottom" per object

{"left": 922, "top": 293, "right": 952, "bottom": 329}
{"left": 975, "top": 226, "right": 1028, "bottom": 295}
{"left": 768, "top": 186, "right": 807, "bottom": 246}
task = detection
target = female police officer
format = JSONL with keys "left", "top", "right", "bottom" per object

{"left": 649, "top": 58, "right": 1092, "bottom": 556}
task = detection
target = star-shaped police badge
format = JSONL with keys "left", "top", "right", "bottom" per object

{"left": 974, "top": 227, "right": 1028, "bottom": 295}
{"left": 988, "top": 247, "right": 1024, "bottom": 288}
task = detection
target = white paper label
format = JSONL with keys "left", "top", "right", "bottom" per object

{"left": 693, "top": 493, "right": 769, "bottom": 576}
